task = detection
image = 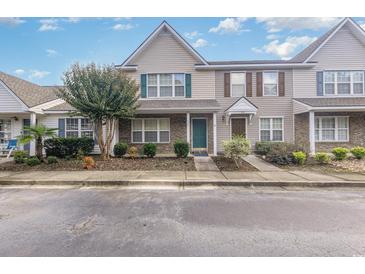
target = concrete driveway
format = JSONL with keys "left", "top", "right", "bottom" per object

{"left": 0, "top": 186, "right": 364, "bottom": 256}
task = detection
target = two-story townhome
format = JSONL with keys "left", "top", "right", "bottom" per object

{"left": 1, "top": 17, "right": 365, "bottom": 157}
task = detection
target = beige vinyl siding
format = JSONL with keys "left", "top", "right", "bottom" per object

{"left": 0, "top": 81, "right": 27, "bottom": 112}
{"left": 293, "top": 23, "right": 365, "bottom": 98}
{"left": 125, "top": 30, "right": 215, "bottom": 99}
{"left": 215, "top": 70, "right": 294, "bottom": 152}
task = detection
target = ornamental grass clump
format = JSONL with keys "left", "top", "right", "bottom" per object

{"left": 314, "top": 152, "right": 331, "bottom": 165}
{"left": 350, "top": 146, "right": 365, "bottom": 160}
{"left": 332, "top": 147, "right": 349, "bottom": 161}
{"left": 292, "top": 151, "right": 307, "bottom": 165}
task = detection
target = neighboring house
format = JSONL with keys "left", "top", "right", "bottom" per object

{"left": 1, "top": 17, "right": 365, "bottom": 156}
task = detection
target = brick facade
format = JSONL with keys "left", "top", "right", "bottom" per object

{"left": 119, "top": 113, "right": 214, "bottom": 154}
{"left": 295, "top": 112, "right": 365, "bottom": 152}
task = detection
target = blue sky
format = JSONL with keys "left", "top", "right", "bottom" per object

{"left": 0, "top": 17, "right": 364, "bottom": 85}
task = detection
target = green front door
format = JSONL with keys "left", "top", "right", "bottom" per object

{"left": 192, "top": 119, "right": 207, "bottom": 149}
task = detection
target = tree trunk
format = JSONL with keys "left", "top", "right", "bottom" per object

{"left": 95, "top": 118, "right": 117, "bottom": 161}
{"left": 36, "top": 137, "right": 43, "bottom": 160}
{"left": 96, "top": 120, "right": 107, "bottom": 160}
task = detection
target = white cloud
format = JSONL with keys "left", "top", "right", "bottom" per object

{"left": 46, "top": 49, "right": 58, "bottom": 57}
{"left": 38, "top": 19, "right": 60, "bottom": 32}
{"left": 14, "top": 69, "right": 25, "bottom": 75}
{"left": 112, "top": 23, "right": 134, "bottom": 31}
{"left": 252, "top": 36, "right": 317, "bottom": 59}
{"left": 0, "top": 17, "right": 25, "bottom": 26}
{"left": 66, "top": 17, "right": 81, "bottom": 23}
{"left": 29, "top": 70, "right": 50, "bottom": 79}
{"left": 114, "top": 17, "right": 132, "bottom": 21}
{"left": 192, "top": 38, "right": 209, "bottom": 48}
{"left": 209, "top": 17, "right": 249, "bottom": 34}
{"left": 266, "top": 34, "right": 279, "bottom": 40}
{"left": 184, "top": 31, "right": 200, "bottom": 40}
{"left": 256, "top": 17, "right": 342, "bottom": 33}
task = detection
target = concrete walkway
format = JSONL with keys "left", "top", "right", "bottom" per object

{"left": 1, "top": 169, "right": 365, "bottom": 187}
{"left": 243, "top": 155, "right": 281, "bottom": 171}
{"left": 194, "top": 156, "right": 219, "bottom": 171}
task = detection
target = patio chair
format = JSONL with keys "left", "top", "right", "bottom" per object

{"left": 4, "top": 139, "right": 18, "bottom": 158}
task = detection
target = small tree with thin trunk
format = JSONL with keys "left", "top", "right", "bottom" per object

{"left": 57, "top": 63, "right": 139, "bottom": 160}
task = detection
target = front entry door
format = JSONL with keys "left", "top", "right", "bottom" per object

{"left": 192, "top": 118, "right": 207, "bottom": 149}
{"left": 231, "top": 118, "right": 246, "bottom": 138}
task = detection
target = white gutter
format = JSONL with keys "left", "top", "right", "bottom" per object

{"left": 195, "top": 63, "right": 316, "bottom": 70}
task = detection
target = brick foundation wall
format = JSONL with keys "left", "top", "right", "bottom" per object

{"left": 295, "top": 112, "right": 365, "bottom": 152}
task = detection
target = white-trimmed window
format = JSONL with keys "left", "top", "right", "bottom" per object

{"left": 315, "top": 116, "right": 349, "bottom": 142}
{"left": 324, "top": 71, "right": 364, "bottom": 95}
{"left": 132, "top": 118, "right": 170, "bottom": 143}
{"left": 260, "top": 117, "right": 283, "bottom": 141}
{"left": 66, "top": 118, "right": 94, "bottom": 138}
{"left": 0, "top": 119, "right": 11, "bottom": 147}
{"left": 230, "top": 72, "right": 246, "bottom": 97}
{"left": 263, "top": 72, "right": 278, "bottom": 96}
{"left": 147, "top": 74, "right": 185, "bottom": 98}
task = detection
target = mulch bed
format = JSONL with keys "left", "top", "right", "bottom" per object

{"left": 212, "top": 156, "right": 257, "bottom": 172}
{"left": 0, "top": 157, "right": 196, "bottom": 171}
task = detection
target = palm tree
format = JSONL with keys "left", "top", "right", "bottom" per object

{"left": 18, "top": 124, "right": 58, "bottom": 160}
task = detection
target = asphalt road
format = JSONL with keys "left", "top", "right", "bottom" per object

{"left": 0, "top": 186, "right": 364, "bottom": 256}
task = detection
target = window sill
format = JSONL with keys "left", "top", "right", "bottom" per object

{"left": 315, "top": 140, "right": 349, "bottom": 143}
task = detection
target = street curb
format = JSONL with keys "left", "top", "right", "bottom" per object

{"left": 0, "top": 179, "right": 365, "bottom": 188}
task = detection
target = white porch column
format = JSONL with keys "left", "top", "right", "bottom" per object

{"left": 309, "top": 111, "right": 316, "bottom": 155}
{"left": 213, "top": 112, "right": 217, "bottom": 156}
{"left": 186, "top": 112, "right": 190, "bottom": 144}
{"left": 29, "top": 112, "right": 36, "bottom": 156}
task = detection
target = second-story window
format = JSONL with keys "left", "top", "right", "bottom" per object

{"left": 324, "top": 71, "right": 364, "bottom": 95}
{"left": 147, "top": 74, "right": 185, "bottom": 98}
{"left": 230, "top": 72, "right": 246, "bottom": 97}
{"left": 263, "top": 72, "right": 278, "bottom": 96}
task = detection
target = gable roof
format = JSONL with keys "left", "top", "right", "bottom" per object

{"left": 225, "top": 97, "right": 257, "bottom": 114}
{"left": 0, "top": 71, "right": 59, "bottom": 108}
{"left": 291, "top": 17, "right": 365, "bottom": 63}
{"left": 118, "top": 21, "right": 208, "bottom": 68}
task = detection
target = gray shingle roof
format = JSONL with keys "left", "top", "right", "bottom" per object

{"left": 208, "top": 60, "right": 293, "bottom": 65}
{"left": 290, "top": 18, "right": 346, "bottom": 63}
{"left": 139, "top": 99, "right": 220, "bottom": 110}
{"left": 0, "top": 71, "right": 59, "bottom": 107}
{"left": 46, "top": 99, "right": 221, "bottom": 112}
{"left": 294, "top": 97, "right": 365, "bottom": 108}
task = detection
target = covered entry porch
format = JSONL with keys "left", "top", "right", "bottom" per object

{"left": 294, "top": 98, "right": 365, "bottom": 154}
{"left": 119, "top": 99, "right": 221, "bottom": 156}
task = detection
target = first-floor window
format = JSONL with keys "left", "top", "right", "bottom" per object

{"left": 0, "top": 119, "right": 11, "bottom": 147}
{"left": 132, "top": 118, "right": 170, "bottom": 143}
{"left": 315, "top": 116, "right": 349, "bottom": 142}
{"left": 66, "top": 118, "right": 94, "bottom": 138}
{"left": 260, "top": 117, "right": 283, "bottom": 141}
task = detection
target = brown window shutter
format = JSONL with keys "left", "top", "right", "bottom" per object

{"left": 256, "top": 72, "right": 263, "bottom": 97}
{"left": 246, "top": 72, "right": 252, "bottom": 97}
{"left": 279, "top": 72, "right": 285, "bottom": 96}
{"left": 224, "top": 73, "right": 230, "bottom": 97}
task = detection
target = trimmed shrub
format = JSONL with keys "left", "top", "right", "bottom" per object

{"left": 255, "top": 142, "right": 276, "bottom": 156}
{"left": 44, "top": 137, "right": 94, "bottom": 158}
{"left": 350, "top": 146, "right": 365, "bottom": 160}
{"left": 174, "top": 139, "right": 189, "bottom": 158}
{"left": 223, "top": 135, "right": 250, "bottom": 168}
{"left": 143, "top": 143, "right": 157, "bottom": 158}
{"left": 13, "top": 150, "right": 28, "bottom": 164}
{"left": 292, "top": 151, "right": 307, "bottom": 165}
{"left": 113, "top": 142, "right": 128, "bottom": 158}
{"left": 332, "top": 147, "right": 349, "bottom": 161}
{"left": 46, "top": 156, "right": 58, "bottom": 164}
{"left": 314, "top": 152, "right": 331, "bottom": 164}
{"left": 265, "top": 142, "right": 303, "bottom": 165}
{"left": 25, "top": 156, "right": 41, "bottom": 166}
{"left": 128, "top": 146, "right": 138, "bottom": 159}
